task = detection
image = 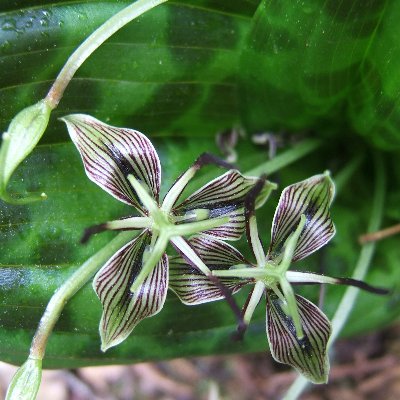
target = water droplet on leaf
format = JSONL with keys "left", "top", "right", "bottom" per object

{"left": 2, "top": 19, "right": 17, "bottom": 31}
{"left": 0, "top": 40, "right": 11, "bottom": 53}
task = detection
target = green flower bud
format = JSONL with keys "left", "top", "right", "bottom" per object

{"left": 0, "top": 99, "right": 51, "bottom": 204}
{"left": 6, "top": 357, "right": 42, "bottom": 400}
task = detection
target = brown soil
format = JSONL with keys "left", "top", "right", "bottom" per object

{"left": 1, "top": 323, "right": 399, "bottom": 400}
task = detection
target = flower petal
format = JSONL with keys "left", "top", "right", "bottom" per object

{"left": 268, "top": 172, "right": 335, "bottom": 262}
{"left": 61, "top": 114, "right": 161, "bottom": 209}
{"left": 174, "top": 170, "right": 275, "bottom": 240}
{"left": 93, "top": 231, "right": 168, "bottom": 351}
{"left": 169, "top": 236, "right": 249, "bottom": 304}
{"left": 266, "top": 292, "right": 331, "bottom": 384}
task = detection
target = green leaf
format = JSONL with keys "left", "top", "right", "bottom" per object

{"left": 0, "top": 139, "right": 268, "bottom": 368}
{"left": 1, "top": 0, "right": 400, "bottom": 370}
{"left": 348, "top": 1, "right": 400, "bottom": 149}
{"left": 240, "top": 0, "right": 400, "bottom": 150}
{"left": 0, "top": 1, "right": 254, "bottom": 140}
{"left": 1, "top": 139, "right": 399, "bottom": 368}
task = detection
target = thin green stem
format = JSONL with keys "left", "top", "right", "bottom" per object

{"left": 45, "top": 0, "right": 168, "bottom": 108}
{"left": 213, "top": 267, "right": 266, "bottom": 279}
{"left": 282, "top": 154, "right": 385, "bottom": 400}
{"left": 279, "top": 215, "right": 306, "bottom": 273}
{"left": 286, "top": 271, "right": 338, "bottom": 285}
{"left": 334, "top": 154, "right": 363, "bottom": 193}
{"left": 243, "top": 281, "right": 264, "bottom": 325}
{"left": 107, "top": 216, "right": 152, "bottom": 230}
{"left": 245, "top": 139, "right": 321, "bottom": 177}
{"left": 279, "top": 277, "right": 304, "bottom": 339}
{"left": 172, "top": 216, "right": 229, "bottom": 236}
{"left": 169, "top": 236, "right": 211, "bottom": 275}
{"left": 162, "top": 166, "right": 196, "bottom": 213}
{"left": 248, "top": 215, "right": 266, "bottom": 267}
{"left": 128, "top": 174, "right": 159, "bottom": 215}
{"left": 329, "top": 154, "right": 385, "bottom": 344}
{"left": 130, "top": 232, "right": 169, "bottom": 292}
{"left": 29, "top": 231, "right": 134, "bottom": 360}
{"left": 282, "top": 375, "right": 308, "bottom": 400}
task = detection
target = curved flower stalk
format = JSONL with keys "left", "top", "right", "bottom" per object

{"left": 169, "top": 173, "right": 387, "bottom": 383}
{"left": 61, "top": 114, "right": 276, "bottom": 351}
{"left": 0, "top": 0, "right": 168, "bottom": 206}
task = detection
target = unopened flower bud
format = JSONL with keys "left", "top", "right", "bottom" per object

{"left": 0, "top": 99, "right": 51, "bottom": 204}
{"left": 6, "top": 357, "right": 42, "bottom": 400}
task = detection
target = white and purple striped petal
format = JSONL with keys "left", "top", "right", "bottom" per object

{"left": 174, "top": 170, "right": 274, "bottom": 240}
{"left": 266, "top": 292, "right": 331, "bottom": 384}
{"left": 61, "top": 114, "right": 161, "bottom": 211}
{"left": 93, "top": 230, "right": 168, "bottom": 351}
{"left": 268, "top": 172, "right": 335, "bottom": 262}
{"left": 169, "top": 236, "right": 250, "bottom": 305}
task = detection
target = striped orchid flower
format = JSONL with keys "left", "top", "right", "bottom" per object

{"left": 61, "top": 114, "right": 276, "bottom": 351}
{"left": 169, "top": 173, "right": 386, "bottom": 383}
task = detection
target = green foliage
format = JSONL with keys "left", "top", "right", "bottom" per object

{"left": 241, "top": 0, "right": 400, "bottom": 150}
{"left": 1, "top": 0, "right": 400, "bottom": 368}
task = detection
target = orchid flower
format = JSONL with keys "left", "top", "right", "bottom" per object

{"left": 61, "top": 114, "right": 276, "bottom": 351}
{"left": 169, "top": 173, "right": 387, "bottom": 383}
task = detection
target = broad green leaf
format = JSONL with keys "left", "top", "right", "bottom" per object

{"left": 0, "top": 139, "right": 271, "bottom": 368}
{"left": 1, "top": 0, "right": 400, "bottom": 370}
{"left": 348, "top": 1, "right": 400, "bottom": 149}
{"left": 241, "top": 0, "right": 400, "bottom": 150}
{"left": 1, "top": 139, "right": 399, "bottom": 368}
{"left": 0, "top": 1, "right": 255, "bottom": 140}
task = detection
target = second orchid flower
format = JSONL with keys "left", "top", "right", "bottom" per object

{"left": 169, "top": 173, "right": 387, "bottom": 383}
